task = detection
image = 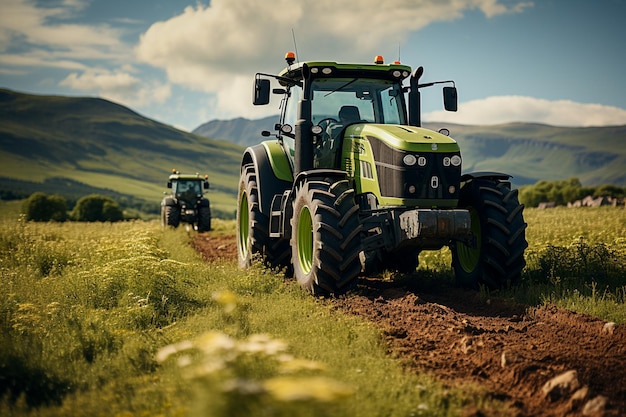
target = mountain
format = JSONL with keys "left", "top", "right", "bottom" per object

{"left": 193, "top": 116, "right": 277, "bottom": 147}
{"left": 0, "top": 89, "right": 244, "bottom": 218}
{"left": 193, "top": 117, "right": 626, "bottom": 187}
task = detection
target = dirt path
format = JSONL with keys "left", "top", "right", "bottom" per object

{"left": 192, "top": 233, "right": 625, "bottom": 416}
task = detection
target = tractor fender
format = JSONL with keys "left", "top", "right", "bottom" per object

{"left": 461, "top": 171, "right": 512, "bottom": 189}
{"left": 241, "top": 142, "right": 293, "bottom": 214}
{"left": 292, "top": 169, "right": 349, "bottom": 190}
{"left": 461, "top": 171, "right": 511, "bottom": 182}
{"left": 161, "top": 196, "right": 177, "bottom": 207}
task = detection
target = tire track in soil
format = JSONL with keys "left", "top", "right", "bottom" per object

{"left": 193, "top": 233, "right": 626, "bottom": 417}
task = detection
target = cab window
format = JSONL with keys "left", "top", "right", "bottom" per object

{"left": 310, "top": 78, "right": 405, "bottom": 125}
{"left": 280, "top": 85, "right": 300, "bottom": 159}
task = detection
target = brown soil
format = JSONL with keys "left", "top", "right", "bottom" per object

{"left": 192, "top": 233, "right": 626, "bottom": 417}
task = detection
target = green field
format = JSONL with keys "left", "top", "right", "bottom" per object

{"left": 0, "top": 202, "right": 624, "bottom": 416}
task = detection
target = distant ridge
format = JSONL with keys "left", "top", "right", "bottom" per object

{"left": 193, "top": 116, "right": 277, "bottom": 147}
{"left": 194, "top": 117, "right": 626, "bottom": 187}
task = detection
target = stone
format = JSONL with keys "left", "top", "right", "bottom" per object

{"left": 570, "top": 386, "right": 589, "bottom": 408}
{"left": 582, "top": 395, "right": 608, "bottom": 415}
{"left": 602, "top": 322, "right": 616, "bottom": 335}
{"left": 542, "top": 370, "right": 580, "bottom": 401}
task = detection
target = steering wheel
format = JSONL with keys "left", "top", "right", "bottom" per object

{"left": 317, "top": 117, "right": 339, "bottom": 130}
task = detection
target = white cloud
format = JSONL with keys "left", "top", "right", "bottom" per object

{"left": 60, "top": 68, "right": 171, "bottom": 108}
{"left": 136, "top": 0, "right": 534, "bottom": 118}
{"left": 0, "top": 0, "right": 170, "bottom": 112}
{"left": 0, "top": 0, "right": 128, "bottom": 68}
{"left": 0, "top": 52, "right": 87, "bottom": 70}
{"left": 61, "top": 69, "right": 138, "bottom": 92}
{"left": 424, "top": 96, "right": 626, "bottom": 127}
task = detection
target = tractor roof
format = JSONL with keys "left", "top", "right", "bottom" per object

{"left": 168, "top": 171, "right": 208, "bottom": 181}
{"left": 278, "top": 56, "right": 412, "bottom": 83}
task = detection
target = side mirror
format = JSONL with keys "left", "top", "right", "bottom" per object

{"left": 203, "top": 181, "right": 209, "bottom": 190}
{"left": 253, "top": 78, "right": 270, "bottom": 105}
{"left": 443, "top": 86, "right": 458, "bottom": 112}
{"left": 167, "top": 181, "right": 172, "bottom": 188}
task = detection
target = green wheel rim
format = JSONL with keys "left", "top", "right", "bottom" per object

{"left": 457, "top": 207, "right": 481, "bottom": 273}
{"left": 297, "top": 206, "right": 313, "bottom": 274}
{"left": 238, "top": 191, "right": 249, "bottom": 260}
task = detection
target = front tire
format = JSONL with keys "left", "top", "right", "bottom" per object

{"left": 451, "top": 179, "right": 528, "bottom": 289}
{"left": 290, "top": 178, "right": 362, "bottom": 296}
{"left": 197, "top": 202, "right": 211, "bottom": 232}
{"left": 162, "top": 205, "right": 180, "bottom": 228}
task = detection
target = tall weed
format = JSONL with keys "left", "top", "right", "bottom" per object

{"left": 0, "top": 220, "right": 205, "bottom": 413}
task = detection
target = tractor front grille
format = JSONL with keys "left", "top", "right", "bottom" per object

{"left": 367, "top": 136, "right": 461, "bottom": 201}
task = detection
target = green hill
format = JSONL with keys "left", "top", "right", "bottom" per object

{"left": 195, "top": 117, "right": 626, "bottom": 188}
{"left": 2, "top": 88, "right": 624, "bottom": 220}
{"left": 0, "top": 89, "right": 244, "bottom": 218}
{"left": 434, "top": 122, "right": 626, "bottom": 187}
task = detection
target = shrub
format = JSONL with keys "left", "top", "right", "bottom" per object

{"left": 71, "top": 194, "right": 124, "bottom": 222}
{"left": 529, "top": 237, "right": 625, "bottom": 290}
{"left": 21, "top": 192, "right": 68, "bottom": 222}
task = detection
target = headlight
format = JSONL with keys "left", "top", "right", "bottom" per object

{"left": 451, "top": 155, "right": 462, "bottom": 166}
{"left": 403, "top": 154, "right": 417, "bottom": 166}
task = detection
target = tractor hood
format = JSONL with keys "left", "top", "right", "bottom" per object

{"left": 341, "top": 123, "right": 462, "bottom": 207}
{"left": 345, "top": 124, "right": 460, "bottom": 153}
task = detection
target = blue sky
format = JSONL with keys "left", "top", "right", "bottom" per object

{"left": 1, "top": 0, "right": 625, "bottom": 131}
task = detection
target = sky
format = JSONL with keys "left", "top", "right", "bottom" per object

{"left": 1, "top": 0, "right": 625, "bottom": 132}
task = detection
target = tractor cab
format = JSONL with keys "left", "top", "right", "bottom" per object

{"left": 254, "top": 54, "right": 457, "bottom": 174}
{"left": 171, "top": 178, "right": 204, "bottom": 205}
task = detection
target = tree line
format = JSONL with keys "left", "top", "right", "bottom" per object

{"left": 518, "top": 178, "right": 625, "bottom": 207}
{"left": 21, "top": 192, "right": 125, "bottom": 222}
{"left": 21, "top": 178, "right": 625, "bottom": 222}
{"left": 0, "top": 177, "right": 160, "bottom": 215}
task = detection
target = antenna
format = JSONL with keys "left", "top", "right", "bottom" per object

{"left": 398, "top": 43, "right": 401, "bottom": 63}
{"left": 291, "top": 28, "right": 300, "bottom": 65}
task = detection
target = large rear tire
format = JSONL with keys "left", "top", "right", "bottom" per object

{"left": 162, "top": 205, "right": 180, "bottom": 228}
{"left": 290, "top": 178, "right": 362, "bottom": 296}
{"left": 451, "top": 179, "right": 527, "bottom": 289}
{"left": 236, "top": 164, "right": 290, "bottom": 270}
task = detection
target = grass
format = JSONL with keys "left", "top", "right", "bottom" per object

{"left": 0, "top": 213, "right": 490, "bottom": 417}
{"left": 517, "top": 206, "right": 626, "bottom": 322}
{"left": 415, "top": 206, "right": 626, "bottom": 323}
{"left": 0, "top": 204, "right": 624, "bottom": 416}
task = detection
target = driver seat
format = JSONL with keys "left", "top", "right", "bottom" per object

{"left": 338, "top": 105, "right": 361, "bottom": 124}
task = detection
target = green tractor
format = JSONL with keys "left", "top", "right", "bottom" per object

{"left": 237, "top": 52, "right": 527, "bottom": 295}
{"left": 161, "top": 170, "right": 212, "bottom": 232}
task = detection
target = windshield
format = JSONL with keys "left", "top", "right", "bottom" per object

{"left": 310, "top": 78, "right": 406, "bottom": 125}
{"left": 174, "top": 180, "right": 201, "bottom": 195}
